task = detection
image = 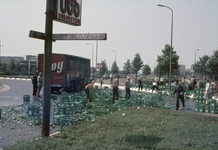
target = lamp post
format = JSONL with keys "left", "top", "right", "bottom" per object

{"left": 86, "top": 43, "right": 94, "bottom": 72}
{"left": 111, "top": 50, "right": 117, "bottom": 62}
{"left": 157, "top": 4, "right": 173, "bottom": 91}
{"left": 194, "top": 49, "right": 199, "bottom": 76}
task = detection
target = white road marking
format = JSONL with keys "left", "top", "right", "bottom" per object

{"left": 0, "top": 84, "right": 10, "bottom": 93}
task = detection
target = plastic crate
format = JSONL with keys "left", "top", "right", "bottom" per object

{"left": 194, "top": 104, "right": 199, "bottom": 112}
{"left": 27, "top": 105, "right": 40, "bottom": 116}
{"left": 205, "top": 105, "right": 210, "bottom": 113}
{"left": 199, "top": 104, "right": 205, "bottom": 113}
{"left": 34, "top": 114, "right": 42, "bottom": 125}
{"left": 144, "top": 100, "right": 152, "bottom": 107}
{"left": 23, "top": 95, "right": 30, "bottom": 101}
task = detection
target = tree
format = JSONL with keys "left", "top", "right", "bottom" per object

{"left": 123, "top": 59, "right": 131, "bottom": 75}
{"left": 131, "top": 53, "right": 143, "bottom": 79}
{"left": 16, "top": 61, "right": 22, "bottom": 74}
{"left": 206, "top": 49, "right": 218, "bottom": 76}
{"left": 8, "top": 58, "right": 16, "bottom": 73}
{"left": 99, "top": 60, "right": 108, "bottom": 75}
{"left": 194, "top": 55, "right": 210, "bottom": 79}
{"left": 111, "top": 61, "right": 119, "bottom": 74}
{"left": 2, "top": 62, "right": 7, "bottom": 73}
{"left": 155, "top": 44, "right": 179, "bottom": 76}
{"left": 142, "top": 64, "right": 151, "bottom": 76}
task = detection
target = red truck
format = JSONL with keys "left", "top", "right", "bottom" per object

{"left": 38, "top": 53, "right": 90, "bottom": 93}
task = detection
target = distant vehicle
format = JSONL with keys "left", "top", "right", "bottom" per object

{"left": 38, "top": 53, "right": 90, "bottom": 93}
{"left": 103, "top": 74, "right": 109, "bottom": 80}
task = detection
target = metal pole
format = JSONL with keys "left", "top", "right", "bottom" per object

{"left": 157, "top": 4, "right": 173, "bottom": 92}
{"left": 42, "top": 0, "right": 53, "bottom": 137}
{"left": 96, "top": 40, "right": 98, "bottom": 68}
{"left": 86, "top": 43, "right": 94, "bottom": 71}
{"left": 194, "top": 49, "right": 199, "bottom": 76}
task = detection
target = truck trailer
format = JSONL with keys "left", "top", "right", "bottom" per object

{"left": 38, "top": 53, "right": 90, "bottom": 93}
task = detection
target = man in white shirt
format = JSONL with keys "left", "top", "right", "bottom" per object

{"left": 160, "top": 76, "right": 164, "bottom": 86}
{"left": 155, "top": 75, "right": 159, "bottom": 86}
{"left": 204, "top": 80, "right": 211, "bottom": 105}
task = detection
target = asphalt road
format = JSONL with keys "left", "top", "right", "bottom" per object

{"left": 0, "top": 78, "right": 58, "bottom": 149}
{"left": 0, "top": 78, "right": 39, "bottom": 107}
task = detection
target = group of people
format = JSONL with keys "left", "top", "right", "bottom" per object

{"left": 84, "top": 74, "right": 218, "bottom": 111}
{"left": 32, "top": 72, "right": 43, "bottom": 98}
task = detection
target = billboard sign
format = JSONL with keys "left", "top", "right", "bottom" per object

{"left": 54, "top": 0, "right": 82, "bottom": 26}
{"left": 97, "top": 63, "right": 102, "bottom": 69}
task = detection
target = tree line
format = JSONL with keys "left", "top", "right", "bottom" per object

{"left": 0, "top": 58, "right": 38, "bottom": 75}
{"left": 194, "top": 48, "right": 218, "bottom": 79}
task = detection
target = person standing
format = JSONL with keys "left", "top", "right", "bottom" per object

{"left": 192, "top": 76, "right": 197, "bottom": 90}
{"left": 196, "top": 78, "right": 200, "bottom": 89}
{"left": 130, "top": 75, "right": 133, "bottom": 86}
{"left": 160, "top": 76, "right": 164, "bottom": 86}
{"left": 204, "top": 80, "right": 211, "bottom": 105}
{"left": 213, "top": 81, "right": 217, "bottom": 98}
{"left": 110, "top": 73, "right": 113, "bottom": 84}
{"left": 112, "top": 74, "right": 119, "bottom": 104}
{"left": 100, "top": 78, "right": 103, "bottom": 89}
{"left": 85, "top": 80, "right": 95, "bottom": 102}
{"left": 32, "top": 72, "right": 38, "bottom": 96}
{"left": 37, "top": 72, "right": 43, "bottom": 98}
{"left": 125, "top": 77, "right": 131, "bottom": 99}
{"left": 188, "top": 78, "right": 192, "bottom": 90}
{"left": 138, "top": 78, "right": 143, "bottom": 91}
{"left": 154, "top": 76, "right": 159, "bottom": 86}
{"left": 172, "top": 80, "right": 185, "bottom": 110}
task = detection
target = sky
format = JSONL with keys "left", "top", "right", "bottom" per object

{"left": 0, "top": 0, "right": 218, "bottom": 71}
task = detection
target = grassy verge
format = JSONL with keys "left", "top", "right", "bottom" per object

{"left": 5, "top": 107, "right": 218, "bottom": 150}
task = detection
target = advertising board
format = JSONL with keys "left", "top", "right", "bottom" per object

{"left": 54, "top": 0, "right": 82, "bottom": 26}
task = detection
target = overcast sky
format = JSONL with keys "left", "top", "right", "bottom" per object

{"left": 0, "top": 0, "right": 218, "bottom": 71}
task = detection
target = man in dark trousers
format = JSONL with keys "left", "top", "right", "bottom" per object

{"left": 172, "top": 80, "right": 185, "bottom": 110}
{"left": 138, "top": 78, "right": 143, "bottom": 91}
{"left": 32, "top": 72, "right": 38, "bottom": 96}
{"left": 112, "top": 74, "right": 119, "bottom": 104}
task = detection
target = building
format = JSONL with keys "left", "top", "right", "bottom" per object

{"left": 0, "top": 56, "right": 24, "bottom": 64}
{"left": 20, "top": 55, "right": 38, "bottom": 74}
{"left": 179, "top": 65, "right": 185, "bottom": 77}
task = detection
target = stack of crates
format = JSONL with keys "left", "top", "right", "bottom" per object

{"left": 27, "top": 105, "right": 40, "bottom": 116}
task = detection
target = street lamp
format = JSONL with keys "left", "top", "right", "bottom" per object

{"left": 86, "top": 43, "right": 94, "bottom": 70}
{"left": 111, "top": 50, "right": 117, "bottom": 62}
{"left": 194, "top": 49, "right": 199, "bottom": 76}
{"left": 157, "top": 4, "right": 173, "bottom": 91}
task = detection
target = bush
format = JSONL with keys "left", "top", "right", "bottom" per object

{"left": 199, "top": 80, "right": 206, "bottom": 88}
{"left": 163, "top": 75, "right": 180, "bottom": 84}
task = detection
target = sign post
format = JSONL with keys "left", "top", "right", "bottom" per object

{"left": 42, "top": 0, "right": 53, "bottom": 137}
{"left": 29, "top": 0, "right": 106, "bottom": 137}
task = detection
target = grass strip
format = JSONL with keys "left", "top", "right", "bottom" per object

{"left": 4, "top": 106, "right": 218, "bottom": 150}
